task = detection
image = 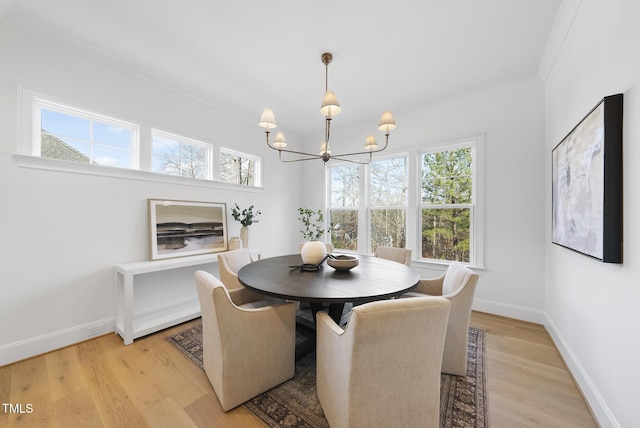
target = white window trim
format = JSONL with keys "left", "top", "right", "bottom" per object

{"left": 16, "top": 85, "right": 265, "bottom": 192}
{"left": 152, "top": 129, "right": 213, "bottom": 180}
{"left": 326, "top": 135, "right": 485, "bottom": 269}
{"left": 219, "top": 146, "right": 262, "bottom": 187}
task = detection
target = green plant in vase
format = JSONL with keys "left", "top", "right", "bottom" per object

{"left": 232, "top": 204, "right": 261, "bottom": 248}
{"left": 298, "top": 207, "right": 330, "bottom": 264}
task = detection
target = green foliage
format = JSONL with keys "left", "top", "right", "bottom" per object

{"left": 231, "top": 204, "right": 261, "bottom": 227}
{"left": 298, "top": 208, "right": 329, "bottom": 241}
{"left": 420, "top": 148, "right": 473, "bottom": 262}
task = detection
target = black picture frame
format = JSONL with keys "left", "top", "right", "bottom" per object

{"left": 551, "top": 93, "right": 623, "bottom": 263}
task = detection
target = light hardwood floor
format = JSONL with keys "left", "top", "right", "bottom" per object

{"left": 1, "top": 312, "right": 598, "bottom": 427}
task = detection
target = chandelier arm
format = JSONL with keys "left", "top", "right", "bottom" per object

{"left": 330, "top": 133, "right": 390, "bottom": 158}
{"left": 330, "top": 156, "right": 370, "bottom": 165}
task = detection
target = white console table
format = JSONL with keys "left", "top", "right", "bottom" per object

{"left": 115, "top": 250, "right": 258, "bottom": 345}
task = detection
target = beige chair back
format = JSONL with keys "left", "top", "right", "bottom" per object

{"left": 316, "top": 296, "right": 450, "bottom": 428}
{"left": 217, "top": 249, "right": 254, "bottom": 290}
{"left": 195, "top": 270, "right": 295, "bottom": 411}
{"left": 373, "top": 246, "right": 412, "bottom": 266}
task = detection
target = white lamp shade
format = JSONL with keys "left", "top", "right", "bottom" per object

{"left": 273, "top": 132, "right": 287, "bottom": 148}
{"left": 364, "top": 135, "right": 378, "bottom": 150}
{"left": 377, "top": 111, "right": 396, "bottom": 132}
{"left": 259, "top": 108, "right": 277, "bottom": 129}
{"left": 320, "top": 91, "right": 341, "bottom": 117}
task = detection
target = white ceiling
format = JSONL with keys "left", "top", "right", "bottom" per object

{"left": 2, "top": 0, "right": 561, "bottom": 138}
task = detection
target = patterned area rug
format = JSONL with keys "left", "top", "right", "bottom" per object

{"left": 166, "top": 323, "right": 488, "bottom": 428}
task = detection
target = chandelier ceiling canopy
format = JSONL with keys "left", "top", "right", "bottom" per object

{"left": 259, "top": 52, "right": 396, "bottom": 164}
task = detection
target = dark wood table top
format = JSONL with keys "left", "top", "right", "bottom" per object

{"left": 237, "top": 254, "right": 420, "bottom": 304}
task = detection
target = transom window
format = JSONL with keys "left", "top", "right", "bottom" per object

{"left": 219, "top": 148, "right": 260, "bottom": 186}
{"left": 29, "top": 96, "right": 262, "bottom": 187}
{"left": 36, "top": 99, "right": 137, "bottom": 168}
{"left": 152, "top": 130, "right": 211, "bottom": 179}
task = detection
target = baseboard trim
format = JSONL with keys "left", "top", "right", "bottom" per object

{"left": 0, "top": 317, "right": 116, "bottom": 367}
{"left": 543, "top": 314, "right": 619, "bottom": 428}
{"left": 472, "top": 298, "right": 545, "bottom": 324}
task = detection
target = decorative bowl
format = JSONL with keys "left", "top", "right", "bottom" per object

{"left": 327, "top": 255, "right": 359, "bottom": 271}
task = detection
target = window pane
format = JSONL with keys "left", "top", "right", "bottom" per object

{"left": 93, "top": 122, "right": 132, "bottom": 149}
{"left": 220, "top": 151, "right": 256, "bottom": 186}
{"left": 421, "top": 208, "right": 470, "bottom": 262}
{"left": 152, "top": 135, "right": 207, "bottom": 179}
{"left": 330, "top": 165, "right": 359, "bottom": 207}
{"left": 38, "top": 104, "right": 134, "bottom": 168}
{"left": 370, "top": 208, "right": 406, "bottom": 252}
{"left": 41, "top": 109, "right": 89, "bottom": 140}
{"left": 330, "top": 209, "right": 358, "bottom": 250}
{"left": 370, "top": 157, "right": 408, "bottom": 206}
{"left": 422, "top": 148, "right": 472, "bottom": 204}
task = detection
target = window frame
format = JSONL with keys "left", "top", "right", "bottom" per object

{"left": 325, "top": 135, "right": 484, "bottom": 268}
{"left": 34, "top": 98, "right": 139, "bottom": 169}
{"left": 151, "top": 129, "right": 213, "bottom": 180}
{"left": 18, "top": 88, "right": 264, "bottom": 192}
{"left": 219, "top": 147, "right": 262, "bottom": 187}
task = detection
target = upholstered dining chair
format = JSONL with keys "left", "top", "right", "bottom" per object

{"left": 316, "top": 296, "right": 451, "bottom": 428}
{"left": 373, "top": 246, "right": 412, "bottom": 266}
{"left": 194, "top": 270, "right": 296, "bottom": 411}
{"left": 217, "top": 248, "right": 256, "bottom": 290}
{"left": 402, "top": 262, "right": 479, "bottom": 376}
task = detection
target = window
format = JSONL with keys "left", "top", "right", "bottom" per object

{"left": 27, "top": 94, "right": 263, "bottom": 189}
{"left": 36, "top": 99, "right": 137, "bottom": 168}
{"left": 369, "top": 156, "right": 408, "bottom": 252}
{"left": 420, "top": 146, "right": 473, "bottom": 263}
{"left": 219, "top": 148, "right": 259, "bottom": 186}
{"left": 329, "top": 164, "right": 360, "bottom": 250}
{"left": 326, "top": 137, "right": 481, "bottom": 265}
{"left": 152, "top": 130, "right": 211, "bottom": 179}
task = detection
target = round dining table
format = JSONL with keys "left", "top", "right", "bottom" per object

{"left": 237, "top": 253, "right": 420, "bottom": 325}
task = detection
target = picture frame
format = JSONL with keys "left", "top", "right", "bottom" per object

{"left": 148, "top": 199, "right": 228, "bottom": 261}
{"left": 551, "top": 93, "right": 623, "bottom": 263}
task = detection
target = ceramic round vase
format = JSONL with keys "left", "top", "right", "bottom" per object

{"left": 300, "top": 241, "right": 327, "bottom": 265}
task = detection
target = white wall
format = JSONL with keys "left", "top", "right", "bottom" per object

{"left": 0, "top": 19, "right": 302, "bottom": 364}
{"left": 303, "top": 78, "right": 548, "bottom": 322}
{"left": 543, "top": 1, "right": 640, "bottom": 427}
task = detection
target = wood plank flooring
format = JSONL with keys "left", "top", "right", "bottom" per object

{"left": 0, "top": 311, "right": 598, "bottom": 427}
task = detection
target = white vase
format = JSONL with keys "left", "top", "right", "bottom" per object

{"left": 240, "top": 226, "right": 249, "bottom": 249}
{"left": 301, "top": 241, "right": 327, "bottom": 265}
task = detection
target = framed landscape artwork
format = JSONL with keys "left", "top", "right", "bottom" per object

{"left": 551, "top": 93, "right": 623, "bottom": 263}
{"left": 149, "top": 199, "right": 228, "bottom": 261}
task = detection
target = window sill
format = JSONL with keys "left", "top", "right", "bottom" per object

{"left": 12, "top": 154, "right": 265, "bottom": 193}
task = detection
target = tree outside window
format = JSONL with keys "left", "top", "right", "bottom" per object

{"left": 369, "top": 156, "right": 408, "bottom": 252}
{"left": 329, "top": 164, "right": 359, "bottom": 250}
{"left": 220, "top": 149, "right": 257, "bottom": 186}
{"left": 152, "top": 131, "right": 209, "bottom": 179}
{"left": 421, "top": 147, "right": 473, "bottom": 262}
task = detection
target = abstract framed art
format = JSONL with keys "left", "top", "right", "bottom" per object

{"left": 149, "top": 199, "right": 228, "bottom": 261}
{"left": 551, "top": 93, "right": 623, "bottom": 263}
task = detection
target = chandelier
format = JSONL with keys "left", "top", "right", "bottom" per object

{"left": 258, "top": 52, "right": 396, "bottom": 164}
